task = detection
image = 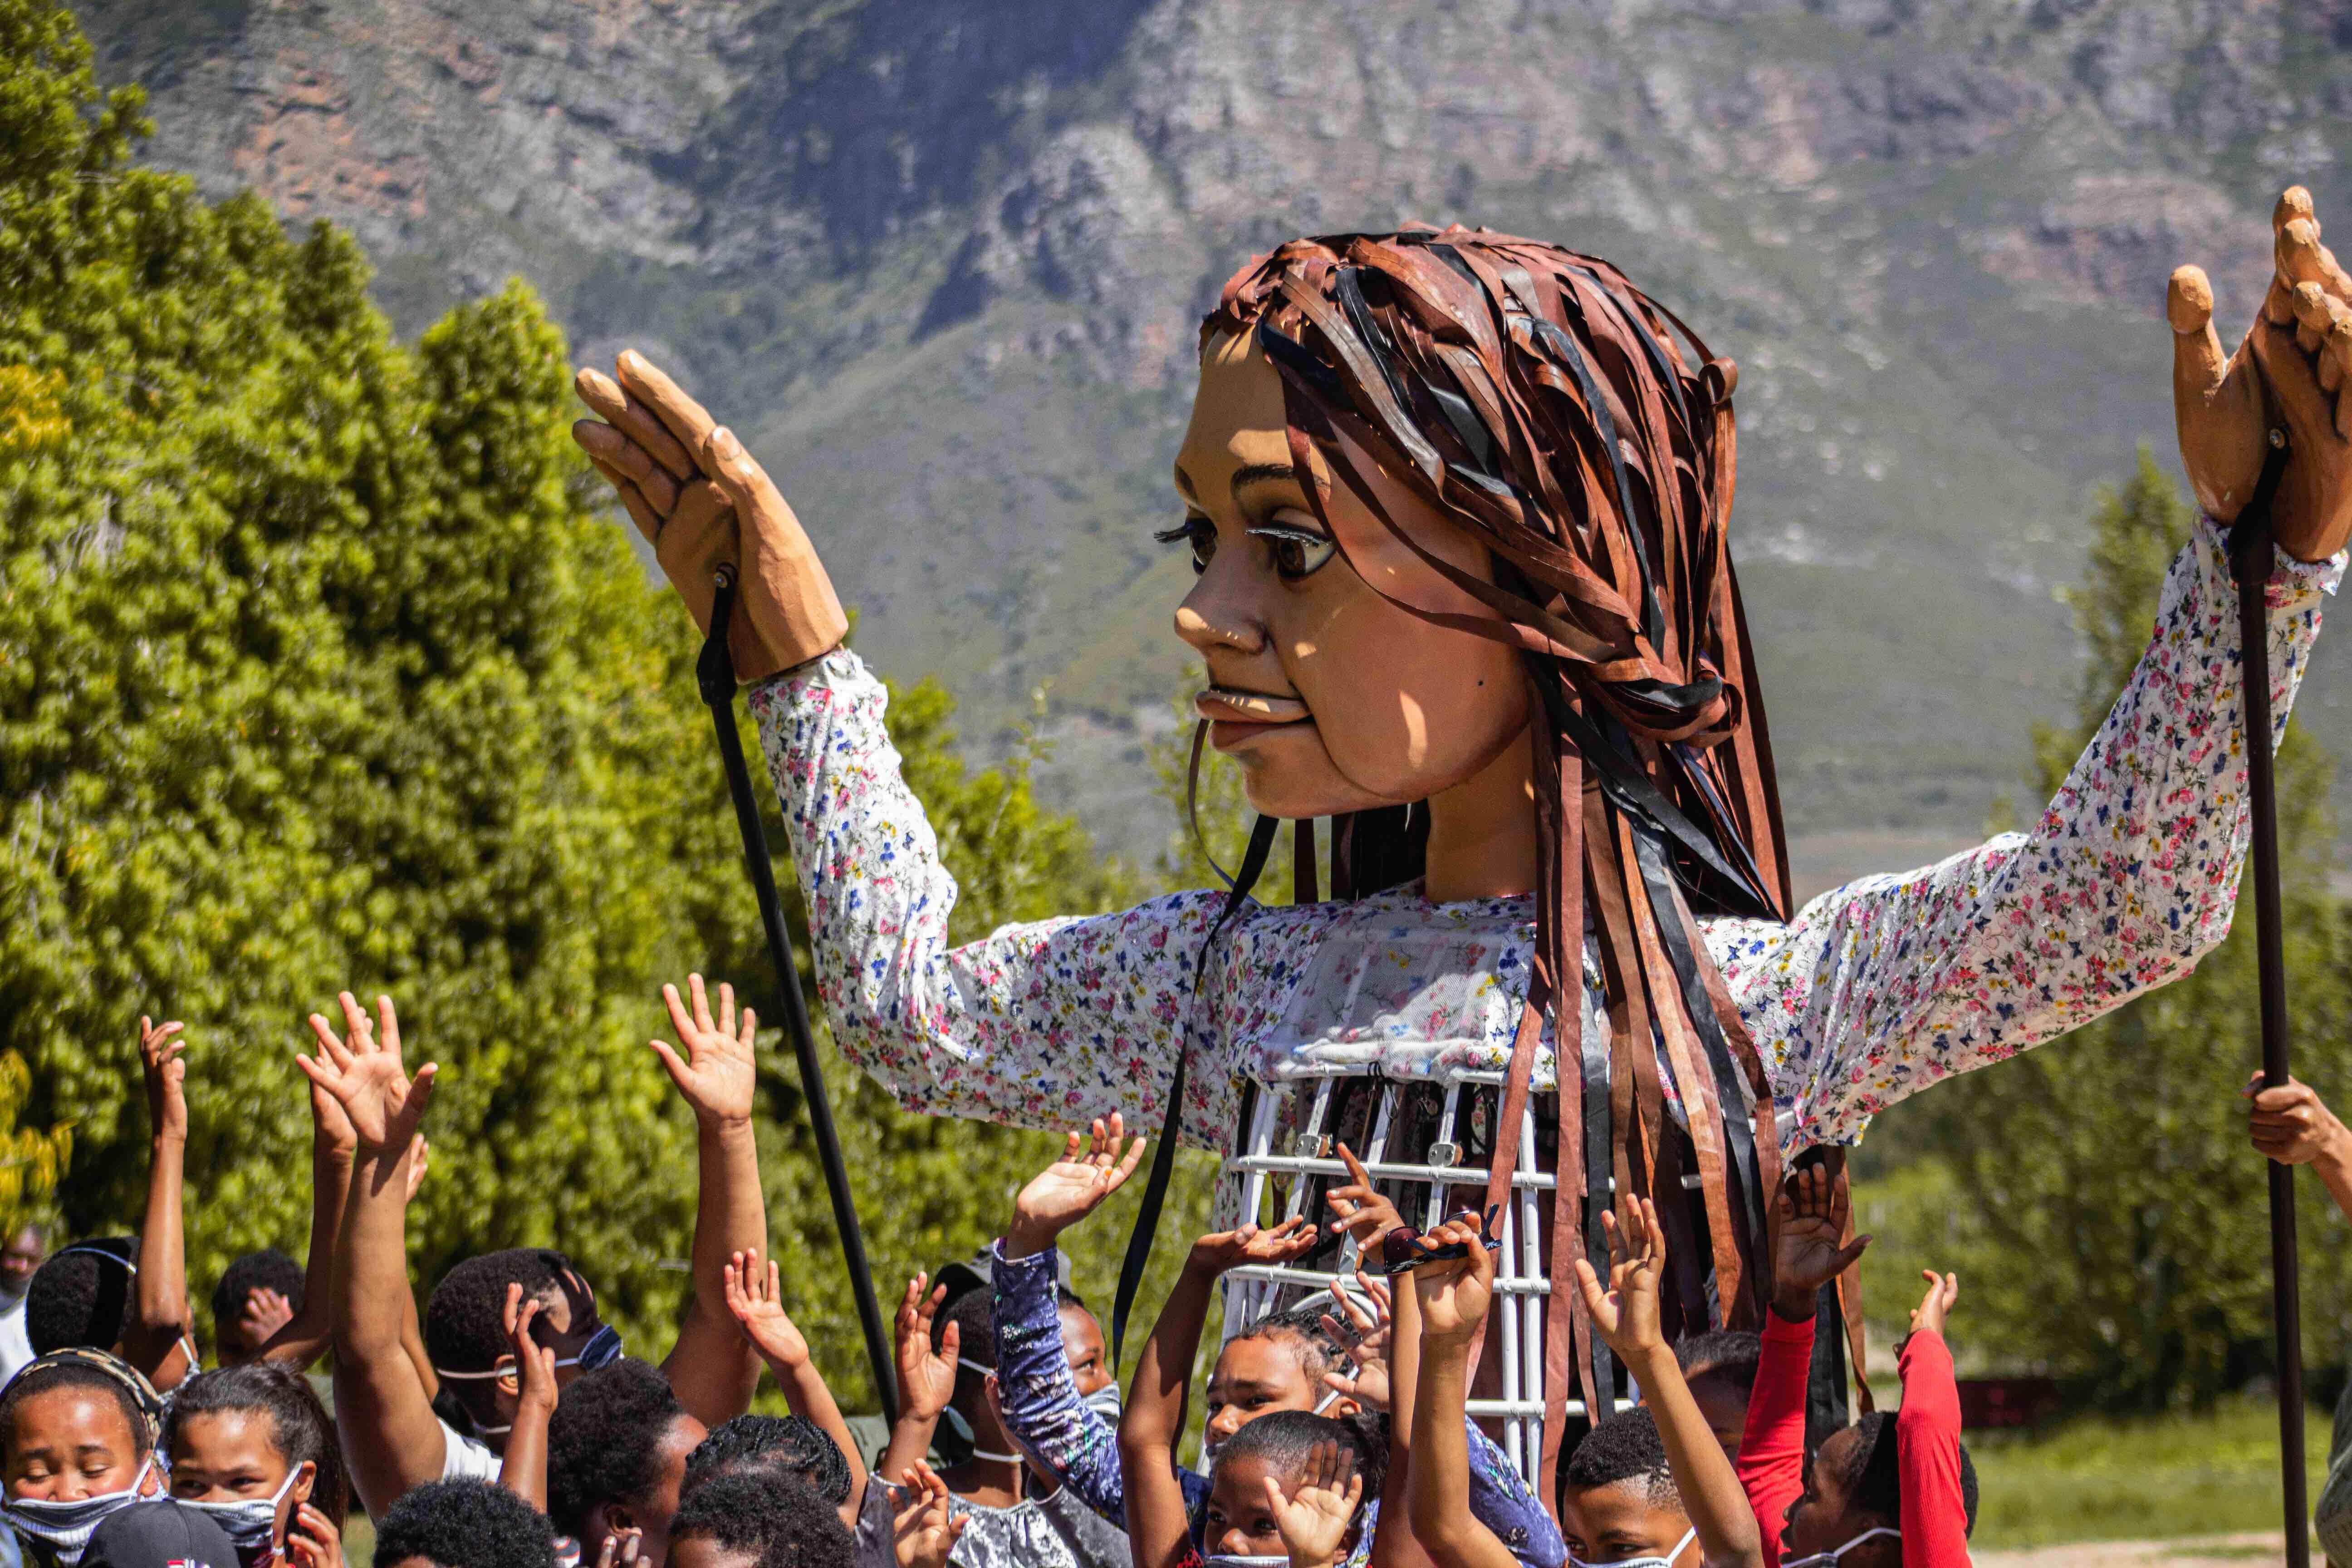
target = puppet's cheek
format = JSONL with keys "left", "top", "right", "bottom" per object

{"left": 1216, "top": 716, "right": 1395, "bottom": 820}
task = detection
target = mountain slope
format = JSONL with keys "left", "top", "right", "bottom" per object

{"left": 72, "top": 0, "right": 2352, "bottom": 867}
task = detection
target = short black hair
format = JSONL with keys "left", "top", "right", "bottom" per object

{"left": 372, "top": 1478, "right": 559, "bottom": 1568}
{"left": 1213, "top": 1407, "right": 1386, "bottom": 1503}
{"left": 669, "top": 1468, "right": 853, "bottom": 1567}
{"left": 210, "top": 1249, "right": 306, "bottom": 1342}
{"left": 0, "top": 1353, "right": 155, "bottom": 1460}
{"left": 1834, "top": 1411, "right": 1980, "bottom": 1537}
{"left": 934, "top": 1279, "right": 997, "bottom": 1372}
{"left": 1230, "top": 1297, "right": 1346, "bottom": 1384}
{"left": 1675, "top": 1329, "right": 1761, "bottom": 1391}
{"left": 424, "top": 1249, "right": 572, "bottom": 1376}
{"left": 165, "top": 1360, "right": 348, "bottom": 1518}
{"left": 682, "top": 1415, "right": 852, "bottom": 1506}
{"left": 546, "top": 1357, "right": 685, "bottom": 1543}
{"left": 1564, "top": 1406, "right": 1681, "bottom": 1510}
{"left": 25, "top": 1237, "right": 139, "bottom": 1355}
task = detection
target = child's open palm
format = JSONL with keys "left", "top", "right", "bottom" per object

{"left": 1318, "top": 1271, "right": 1392, "bottom": 1410}
{"left": 650, "top": 975, "right": 757, "bottom": 1129}
{"left": 892, "top": 1461, "right": 968, "bottom": 1568}
{"left": 1267, "top": 1438, "right": 1362, "bottom": 1568}
{"left": 1010, "top": 1115, "right": 1147, "bottom": 1250}
{"left": 1574, "top": 1197, "right": 1667, "bottom": 1362}
{"left": 1773, "top": 1163, "right": 1872, "bottom": 1319}
{"left": 295, "top": 992, "right": 436, "bottom": 1155}
{"left": 1186, "top": 1216, "right": 1318, "bottom": 1277}
{"left": 725, "top": 1248, "right": 811, "bottom": 1371}
{"left": 894, "top": 1273, "right": 960, "bottom": 1421}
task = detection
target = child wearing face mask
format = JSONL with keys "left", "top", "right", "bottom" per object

{"left": 0, "top": 1348, "right": 169, "bottom": 1568}
{"left": 162, "top": 1362, "right": 343, "bottom": 1568}
{"left": 1404, "top": 1204, "right": 1764, "bottom": 1568}
{"left": 1737, "top": 1171, "right": 1976, "bottom": 1568}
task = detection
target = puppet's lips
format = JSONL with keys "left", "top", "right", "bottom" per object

{"left": 1194, "top": 688, "right": 1312, "bottom": 727}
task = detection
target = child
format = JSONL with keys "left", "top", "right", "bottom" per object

{"left": 1406, "top": 1202, "right": 1763, "bottom": 1568}
{"left": 662, "top": 1468, "right": 853, "bottom": 1568}
{"left": 163, "top": 1361, "right": 346, "bottom": 1568}
{"left": 1, "top": 1348, "right": 171, "bottom": 1566}
{"left": 1740, "top": 1169, "right": 1976, "bottom": 1568}
{"left": 1673, "top": 1333, "right": 1762, "bottom": 1465}
{"left": 545, "top": 1360, "right": 709, "bottom": 1568}
{"left": 717, "top": 1248, "right": 869, "bottom": 1532}
{"left": 371, "top": 1478, "right": 561, "bottom": 1568}
{"left": 872, "top": 1274, "right": 1126, "bottom": 1566}
{"left": 1000, "top": 1128, "right": 1559, "bottom": 1563}
{"left": 1127, "top": 1399, "right": 1378, "bottom": 1568}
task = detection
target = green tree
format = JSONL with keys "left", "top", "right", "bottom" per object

{"left": 0, "top": 0, "right": 1205, "bottom": 1403}
{"left": 1857, "top": 450, "right": 2352, "bottom": 1409}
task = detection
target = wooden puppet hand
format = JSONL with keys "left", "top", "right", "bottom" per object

{"left": 2171, "top": 186, "right": 2352, "bottom": 561}
{"left": 572, "top": 351, "right": 847, "bottom": 681}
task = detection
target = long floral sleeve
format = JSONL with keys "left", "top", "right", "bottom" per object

{"left": 1722, "top": 519, "right": 2343, "bottom": 1149}
{"left": 990, "top": 1241, "right": 1207, "bottom": 1532}
{"left": 749, "top": 649, "right": 1246, "bottom": 1144}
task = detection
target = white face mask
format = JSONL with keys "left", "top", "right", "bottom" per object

{"left": 1081, "top": 1382, "right": 1122, "bottom": 1422}
{"left": 1781, "top": 1527, "right": 1901, "bottom": 1568}
{"left": 5, "top": 1453, "right": 158, "bottom": 1568}
{"left": 1569, "top": 1526, "right": 1696, "bottom": 1568}
{"left": 1200, "top": 1557, "right": 1290, "bottom": 1567}
{"left": 178, "top": 1462, "right": 309, "bottom": 1568}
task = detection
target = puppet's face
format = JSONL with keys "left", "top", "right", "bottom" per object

{"left": 1169, "top": 331, "right": 1529, "bottom": 823}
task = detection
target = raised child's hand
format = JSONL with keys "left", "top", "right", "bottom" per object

{"left": 138, "top": 1017, "right": 188, "bottom": 1143}
{"left": 295, "top": 992, "right": 436, "bottom": 1157}
{"left": 895, "top": 1273, "right": 959, "bottom": 1422}
{"left": 1323, "top": 1146, "right": 1405, "bottom": 1265}
{"left": 1908, "top": 1270, "right": 1959, "bottom": 1341}
{"left": 1319, "top": 1272, "right": 1392, "bottom": 1411}
{"left": 725, "top": 1247, "right": 811, "bottom": 1371}
{"left": 892, "top": 1460, "right": 969, "bottom": 1568}
{"left": 650, "top": 975, "right": 756, "bottom": 1130}
{"left": 504, "top": 1282, "right": 559, "bottom": 1416}
{"left": 240, "top": 1288, "right": 296, "bottom": 1348}
{"left": 1006, "top": 1115, "right": 1147, "bottom": 1259}
{"left": 2246, "top": 1072, "right": 2352, "bottom": 1169}
{"left": 285, "top": 1501, "right": 342, "bottom": 1568}
{"left": 1185, "top": 1216, "right": 1318, "bottom": 1278}
{"left": 1574, "top": 1197, "right": 1666, "bottom": 1363}
{"left": 1772, "top": 1163, "right": 1872, "bottom": 1322}
{"left": 1267, "top": 1437, "right": 1363, "bottom": 1568}
{"left": 1409, "top": 1217, "right": 1495, "bottom": 1350}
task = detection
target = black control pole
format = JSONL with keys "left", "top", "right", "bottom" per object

{"left": 697, "top": 565, "right": 898, "bottom": 1422}
{"left": 2232, "top": 432, "right": 2305, "bottom": 1568}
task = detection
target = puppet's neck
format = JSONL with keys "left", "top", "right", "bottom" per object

{"left": 1421, "top": 723, "right": 1539, "bottom": 903}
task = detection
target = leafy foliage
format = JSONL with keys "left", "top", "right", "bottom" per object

{"left": 0, "top": 0, "right": 1205, "bottom": 1404}
{"left": 1857, "top": 450, "right": 2352, "bottom": 1409}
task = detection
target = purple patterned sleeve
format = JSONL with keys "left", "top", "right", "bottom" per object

{"left": 747, "top": 650, "right": 1245, "bottom": 1145}
{"left": 1721, "top": 519, "right": 2342, "bottom": 1151}
{"left": 1466, "top": 1416, "right": 1566, "bottom": 1566}
{"left": 989, "top": 1241, "right": 1127, "bottom": 1524}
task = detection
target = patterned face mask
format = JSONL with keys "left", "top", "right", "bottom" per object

{"left": 177, "top": 1462, "right": 310, "bottom": 1568}
{"left": 5, "top": 1453, "right": 158, "bottom": 1568}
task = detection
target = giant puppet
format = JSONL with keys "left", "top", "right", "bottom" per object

{"left": 572, "top": 192, "right": 2352, "bottom": 1490}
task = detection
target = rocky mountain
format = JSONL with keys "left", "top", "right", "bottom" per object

{"left": 71, "top": 0, "right": 2352, "bottom": 876}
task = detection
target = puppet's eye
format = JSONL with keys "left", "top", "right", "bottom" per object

{"left": 1251, "top": 514, "right": 1337, "bottom": 580}
{"left": 1155, "top": 515, "right": 1217, "bottom": 574}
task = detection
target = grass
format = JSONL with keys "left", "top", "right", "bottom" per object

{"left": 1965, "top": 1395, "right": 2329, "bottom": 1548}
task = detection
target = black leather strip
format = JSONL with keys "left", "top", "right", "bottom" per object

{"left": 1578, "top": 929, "right": 1618, "bottom": 1416}
{"left": 1111, "top": 812, "right": 1281, "bottom": 1370}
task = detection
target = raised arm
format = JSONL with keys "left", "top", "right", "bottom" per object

{"left": 648, "top": 976, "right": 765, "bottom": 1429}
{"left": 298, "top": 990, "right": 449, "bottom": 1517}
{"left": 877, "top": 1274, "right": 957, "bottom": 1487}
{"left": 1121, "top": 1219, "right": 1319, "bottom": 1568}
{"left": 496, "top": 1285, "right": 559, "bottom": 1513}
{"left": 1405, "top": 1220, "right": 1520, "bottom": 1568}
{"left": 990, "top": 1118, "right": 1149, "bottom": 1523}
{"left": 723, "top": 1247, "right": 867, "bottom": 1530}
{"left": 1896, "top": 1273, "right": 1971, "bottom": 1568}
{"left": 127, "top": 1017, "right": 194, "bottom": 1388}
{"left": 1576, "top": 1202, "right": 1763, "bottom": 1568}
{"left": 1728, "top": 514, "right": 2342, "bottom": 1151}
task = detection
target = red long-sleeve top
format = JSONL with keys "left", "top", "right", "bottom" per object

{"left": 1734, "top": 1313, "right": 1972, "bottom": 1568}
{"left": 1895, "top": 1328, "right": 1971, "bottom": 1567}
{"left": 1736, "top": 1310, "right": 1815, "bottom": 1568}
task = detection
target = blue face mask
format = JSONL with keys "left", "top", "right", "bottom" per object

{"left": 6, "top": 1454, "right": 157, "bottom": 1568}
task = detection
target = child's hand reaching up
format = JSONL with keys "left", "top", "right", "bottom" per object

{"left": 892, "top": 1461, "right": 969, "bottom": 1568}
{"left": 648, "top": 975, "right": 756, "bottom": 1132}
{"left": 724, "top": 1248, "right": 811, "bottom": 1373}
{"left": 1573, "top": 1197, "right": 1666, "bottom": 1363}
{"left": 1318, "top": 1272, "right": 1393, "bottom": 1411}
{"left": 895, "top": 1273, "right": 959, "bottom": 1422}
{"left": 1185, "top": 1216, "right": 1318, "bottom": 1278}
{"left": 1323, "top": 1145, "right": 1405, "bottom": 1265}
{"left": 1909, "top": 1269, "right": 1959, "bottom": 1341}
{"left": 1772, "top": 1162, "right": 1872, "bottom": 1323}
{"left": 1269, "top": 1438, "right": 1364, "bottom": 1568}
{"left": 1005, "top": 1114, "right": 1147, "bottom": 1260}
{"left": 1410, "top": 1216, "right": 1496, "bottom": 1349}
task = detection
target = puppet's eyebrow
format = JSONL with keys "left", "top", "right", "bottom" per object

{"left": 1231, "top": 461, "right": 1326, "bottom": 495}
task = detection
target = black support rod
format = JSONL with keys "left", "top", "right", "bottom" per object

{"left": 697, "top": 565, "right": 898, "bottom": 1422}
{"left": 2231, "top": 434, "right": 2305, "bottom": 1568}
